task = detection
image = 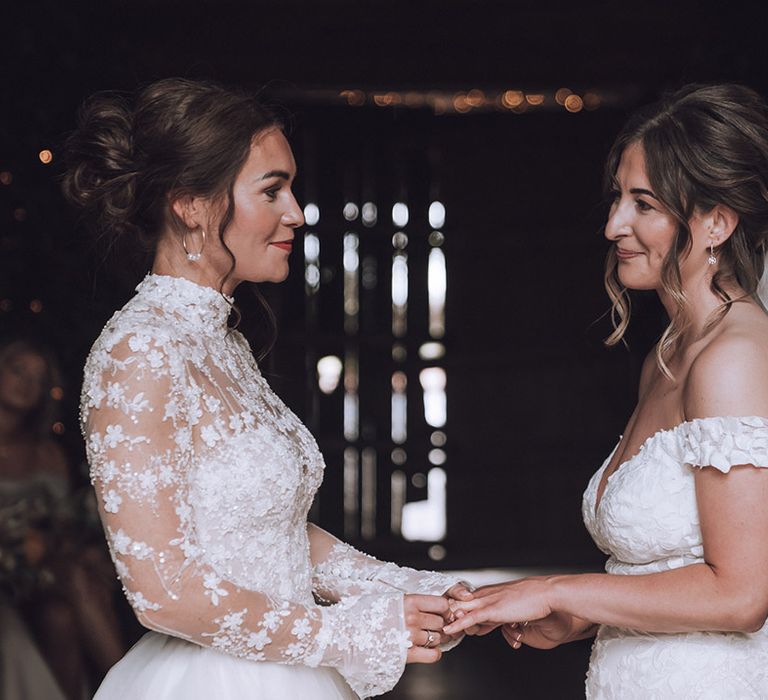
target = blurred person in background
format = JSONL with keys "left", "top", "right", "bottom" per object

{"left": 0, "top": 338, "right": 125, "bottom": 699}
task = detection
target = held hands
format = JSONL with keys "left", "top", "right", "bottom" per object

{"left": 404, "top": 583, "right": 474, "bottom": 664}
{"left": 443, "top": 578, "right": 555, "bottom": 644}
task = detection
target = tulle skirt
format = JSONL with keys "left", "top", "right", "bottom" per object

{"left": 94, "top": 632, "right": 359, "bottom": 700}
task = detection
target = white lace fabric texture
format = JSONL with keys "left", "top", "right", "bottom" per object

{"left": 81, "top": 274, "right": 458, "bottom": 698}
{"left": 582, "top": 416, "right": 768, "bottom": 699}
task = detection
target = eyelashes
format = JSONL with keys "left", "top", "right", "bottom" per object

{"left": 608, "top": 189, "right": 654, "bottom": 213}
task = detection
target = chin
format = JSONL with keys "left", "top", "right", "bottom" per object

{"left": 617, "top": 270, "right": 659, "bottom": 291}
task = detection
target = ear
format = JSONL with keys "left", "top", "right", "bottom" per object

{"left": 710, "top": 203, "right": 739, "bottom": 246}
{"left": 169, "top": 193, "right": 210, "bottom": 231}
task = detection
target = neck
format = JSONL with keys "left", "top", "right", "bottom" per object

{"left": 152, "top": 236, "right": 241, "bottom": 296}
{"left": 657, "top": 265, "right": 745, "bottom": 338}
{"left": 0, "top": 404, "right": 26, "bottom": 442}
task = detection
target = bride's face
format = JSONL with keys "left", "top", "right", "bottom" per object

{"left": 207, "top": 128, "right": 304, "bottom": 285}
{"left": 604, "top": 141, "right": 679, "bottom": 291}
{"left": 604, "top": 141, "right": 720, "bottom": 292}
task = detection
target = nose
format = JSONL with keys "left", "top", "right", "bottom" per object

{"left": 604, "top": 200, "right": 632, "bottom": 242}
{"left": 282, "top": 192, "right": 305, "bottom": 229}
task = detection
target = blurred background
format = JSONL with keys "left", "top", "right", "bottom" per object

{"left": 1, "top": 1, "right": 767, "bottom": 697}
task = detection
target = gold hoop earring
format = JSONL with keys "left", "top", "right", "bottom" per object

{"left": 707, "top": 241, "right": 717, "bottom": 266}
{"left": 183, "top": 229, "right": 206, "bottom": 262}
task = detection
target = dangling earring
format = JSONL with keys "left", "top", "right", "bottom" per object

{"left": 707, "top": 240, "right": 717, "bottom": 266}
{"left": 183, "top": 229, "right": 206, "bottom": 262}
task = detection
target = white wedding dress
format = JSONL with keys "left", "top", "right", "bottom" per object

{"left": 80, "top": 274, "right": 459, "bottom": 699}
{"left": 582, "top": 416, "right": 768, "bottom": 698}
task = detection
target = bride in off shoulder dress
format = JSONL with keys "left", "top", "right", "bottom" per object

{"left": 446, "top": 85, "right": 768, "bottom": 698}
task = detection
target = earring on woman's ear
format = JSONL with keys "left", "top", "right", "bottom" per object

{"left": 707, "top": 240, "right": 717, "bottom": 265}
{"left": 183, "top": 228, "right": 206, "bottom": 262}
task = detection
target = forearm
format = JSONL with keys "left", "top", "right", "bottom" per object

{"left": 308, "top": 523, "right": 459, "bottom": 599}
{"left": 550, "top": 564, "right": 765, "bottom": 634}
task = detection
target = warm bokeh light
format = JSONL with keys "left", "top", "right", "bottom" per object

{"left": 466, "top": 89, "right": 485, "bottom": 107}
{"left": 340, "top": 89, "right": 365, "bottom": 106}
{"left": 0, "top": 171, "right": 12, "bottom": 185}
{"left": 555, "top": 87, "right": 572, "bottom": 105}
{"left": 50, "top": 387, "right": 64, "bottom": 400}
{"left": 565, "top": 94, "right": 584, "bottom": 113}
{"left": 29, "top": 299, "right": 43, "bottom": 313}
{"left": 584, "top": 90, "right": 602, "bottom": 110}
{"left": 13, "top": 208, "right": 26, "bottom": 222}
{"left": 52, "top": 422, "right": 65, "bottom": 435}
{"left": 525, "top": 93, "right": 545, "bottom": 106}
{"left": 453, "top": 94, "right": 471, "bottom": 113}
{"left": 501, "top": 90, "right": 525, "bottom": 108}
{"left": 38, "top": 149, "right": 53, "bottom": 164}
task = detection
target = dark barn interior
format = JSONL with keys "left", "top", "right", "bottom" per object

{"left": 2, "top": 1, "right": 767, "bottom": 697}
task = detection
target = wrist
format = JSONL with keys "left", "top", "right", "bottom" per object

{"left": 544, "top": 574, "right": 574, "bottom": 617}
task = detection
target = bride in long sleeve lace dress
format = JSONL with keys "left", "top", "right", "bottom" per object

{"left": 65, "top": 79, "right": 467, "bottom": 699}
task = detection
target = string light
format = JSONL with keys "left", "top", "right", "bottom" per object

{"left": 564, "top": 94, "right": 584, "bottom": 113}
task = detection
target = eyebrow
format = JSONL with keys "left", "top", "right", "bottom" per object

{"left": 258, "top": 170, "right": 292, "bottom": 182}
{"left": 629, "top": 187, "right": 659, "bottom": 200}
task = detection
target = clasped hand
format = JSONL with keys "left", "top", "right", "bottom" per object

{"left": 442, "top": 576, "right": 574, "bottom": 651}
{"left": 404, "top": 583, "right": 473, "bottom": 663}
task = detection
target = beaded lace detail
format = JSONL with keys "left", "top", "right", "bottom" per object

{"left": 81, "top": 274, "right": 457, "bottom": 698}
{"left": 582, "top": 416, "right": 768, "bottom": 698}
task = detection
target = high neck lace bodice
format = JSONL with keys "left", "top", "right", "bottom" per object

{"left": 135, "top": 274, "right": 234, "bottom": 334}
{"left": 80, "top": 273, "right": 459, "bottom": 698}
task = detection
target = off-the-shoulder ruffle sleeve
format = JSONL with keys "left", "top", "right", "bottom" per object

{"left": 683, "top": 416, "right": 768, "bottom": 473}
{"left": 81, "top": 332, "right": 409, "bottom": 698}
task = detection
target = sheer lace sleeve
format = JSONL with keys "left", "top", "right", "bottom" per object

{"left": 308, "top": 524, "right": 464, "bottom": 601}
{"left": 81, "top": 334, "right": 409, "bottom": 698}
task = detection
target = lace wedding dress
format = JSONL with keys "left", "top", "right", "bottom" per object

{"left": 582, "top": 416, "right": 768, "bottom": 698}
{"left": 80, "top": 274, "right": 458, "bottom": 699}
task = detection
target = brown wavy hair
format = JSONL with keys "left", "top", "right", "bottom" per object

{"left": 62, "top": 78, "right": 283, "bottom": 358}
{"left": 604, "top": 84, "right": 768, "bottom": 378}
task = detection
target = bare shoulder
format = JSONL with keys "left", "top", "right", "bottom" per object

{"left": 685, "top": 312, "right": 768, "bottom": 420}
{"left": 637, "top": 350, "right": 659, "bottom": 401}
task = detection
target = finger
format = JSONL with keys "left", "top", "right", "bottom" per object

{"left": 414, "top": 629, "right": 455, "bottom": 647}
{"left": 474, "top": 623, "right": 501, "bottom": 637}
{"left": 415, "top": 612, "right": 449, "bottom": 630}
{"left": 448, "top": 597, "right": 487, "bottom": 615}
{"left": 501, "top": 625, "right": 523, "bottom": 650}
{"left": 407, "top": 646, "right": 442, "bottom": 664}
{"left": 406, "top": 594, "right": 450, "bottom": 615}
{"left": 446, "top": 584, "right": 474, "bottom": 601}
{"left": 444, "top": 610, "right": 483, "bottom": 635}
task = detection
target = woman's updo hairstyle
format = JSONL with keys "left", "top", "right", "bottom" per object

{"left": 63, "top": 77, "right": 281, "bottom": 256}
{"left": 603, "top": 84, "right": 768, "bottom": 378}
